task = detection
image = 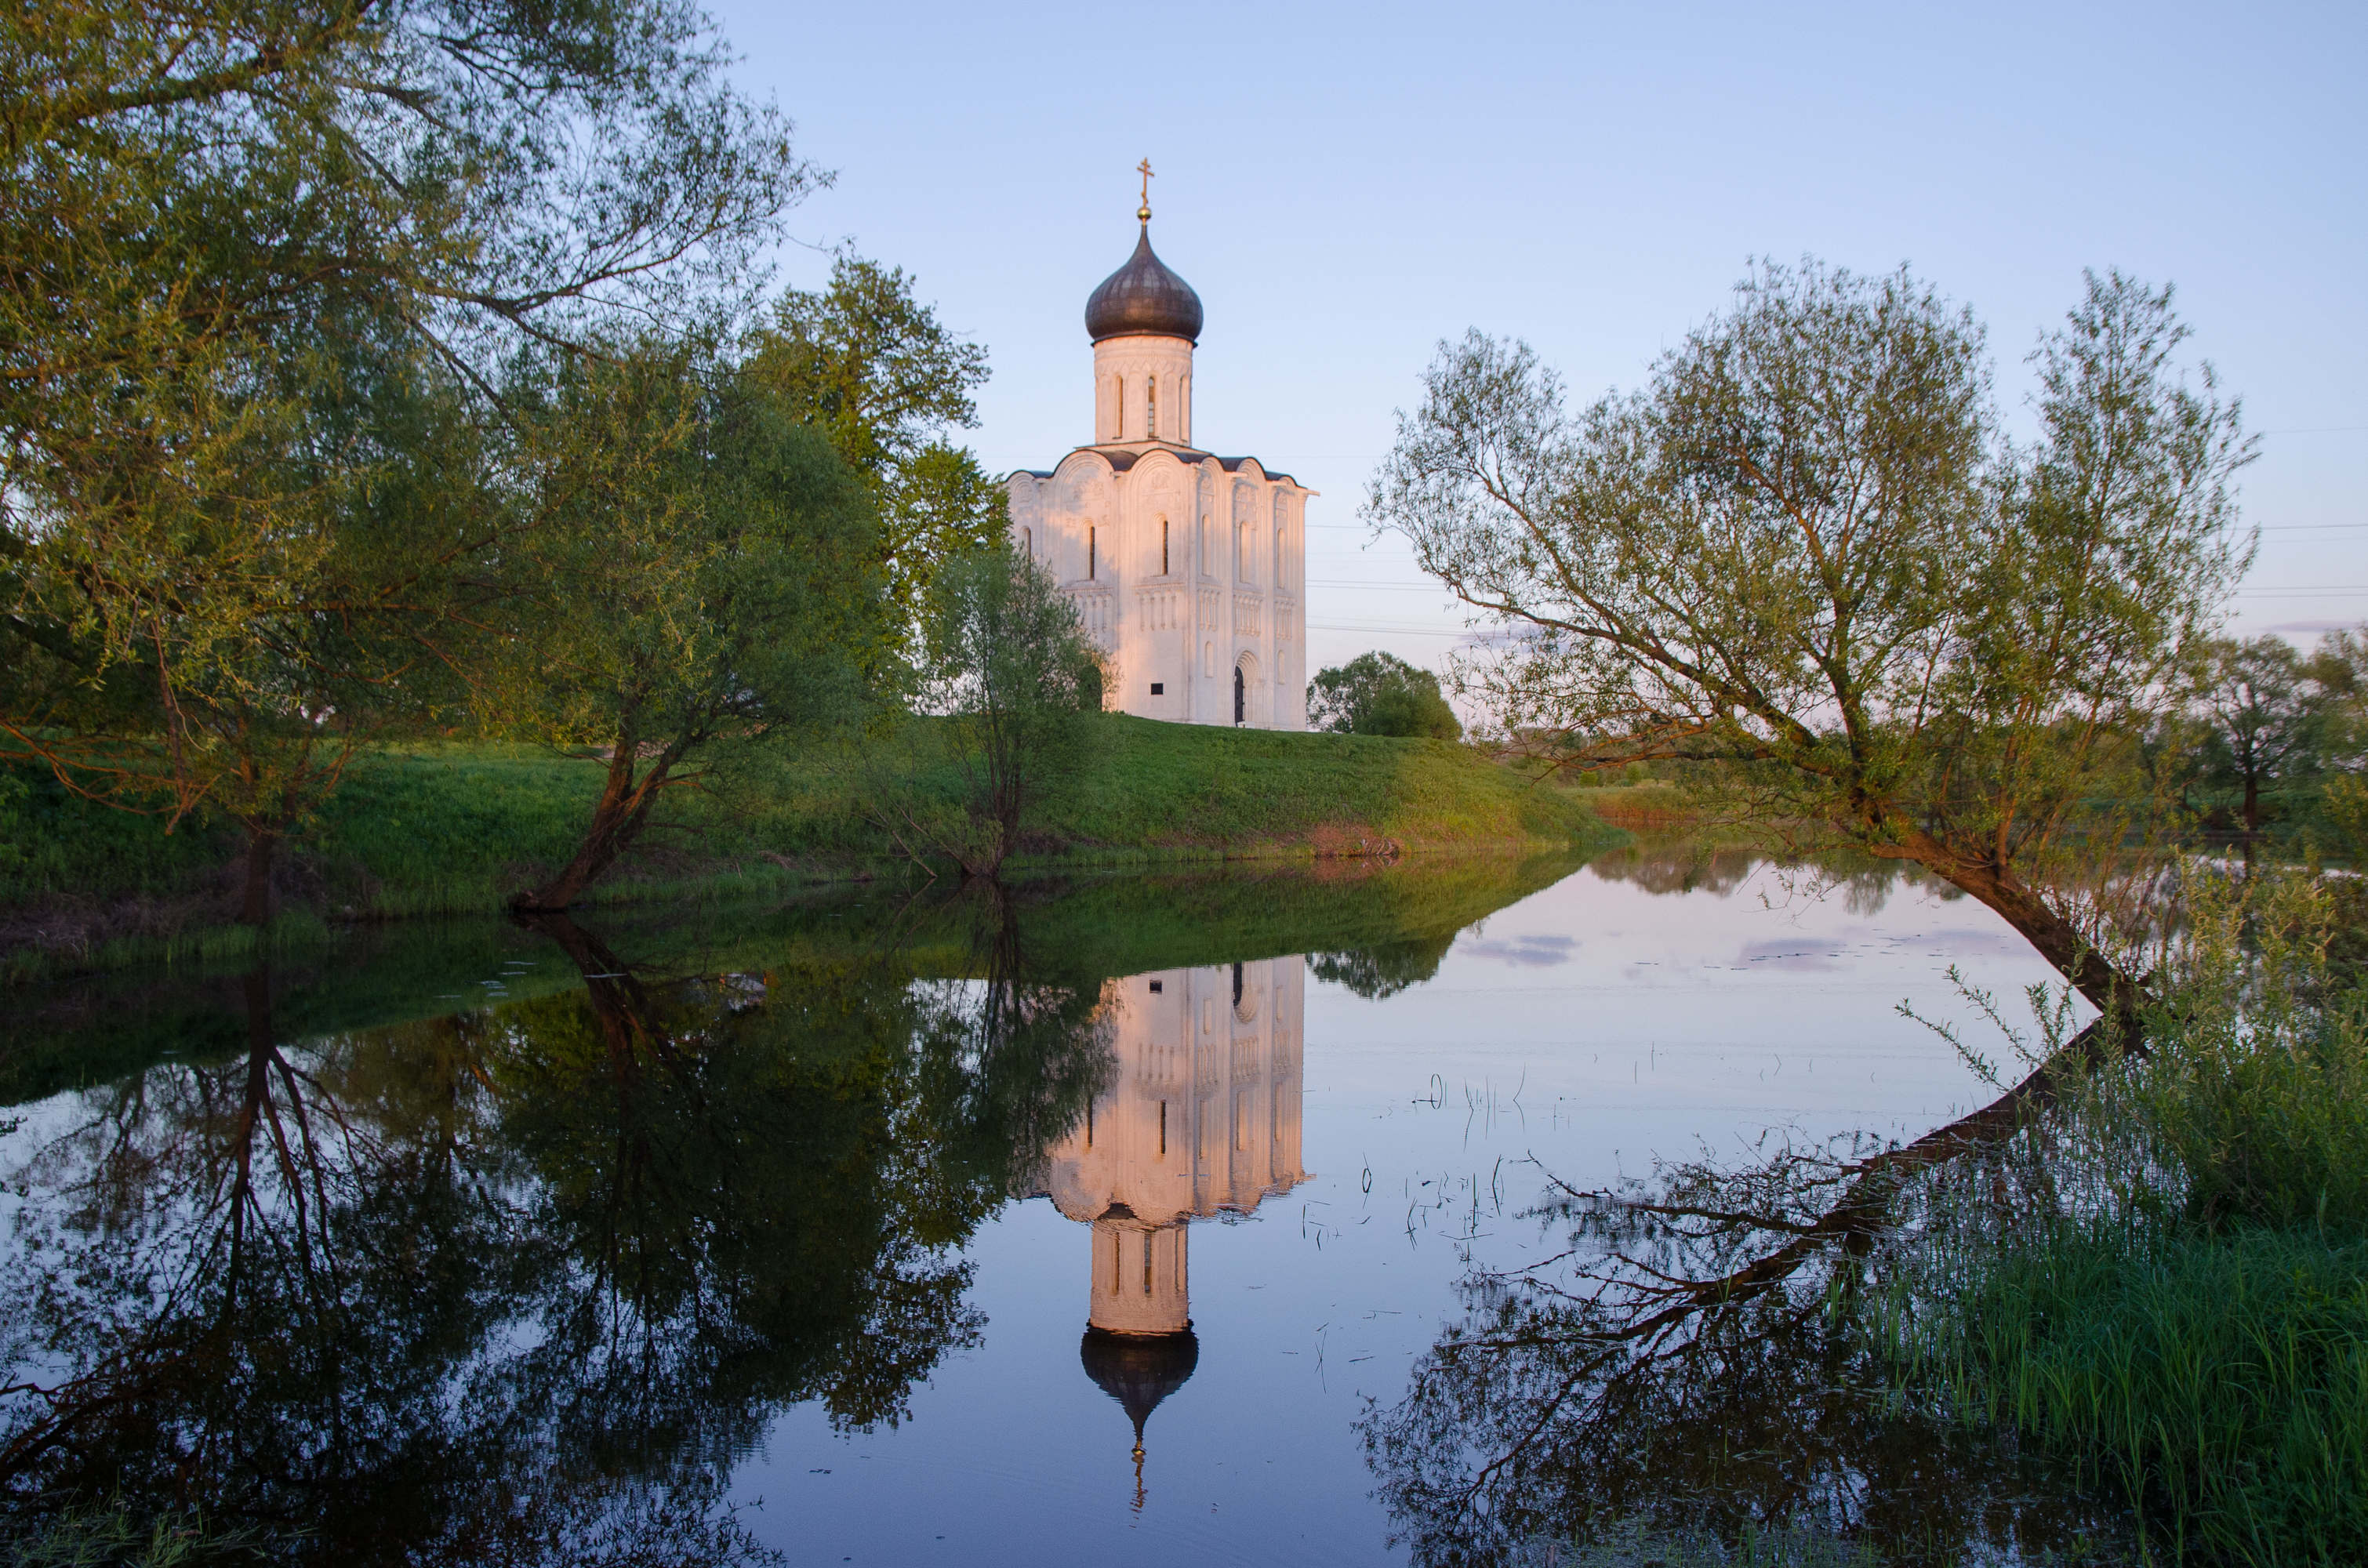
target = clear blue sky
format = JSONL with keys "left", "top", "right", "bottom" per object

{"left": 708, "top": 0, "right": 2366, "bottom": 676}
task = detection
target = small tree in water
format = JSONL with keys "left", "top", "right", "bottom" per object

{"left": 903, "top": 547, "right": 1106, "bottom": 880}
{"left": 1367, "top": 263, "right": 2254, "bottom": 1017}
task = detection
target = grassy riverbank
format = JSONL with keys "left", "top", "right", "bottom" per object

{"left": 0, "top": 847, "right": 1596, "bottom": 1106}
{"left": 1, "top": 716, "right": 1613, "bottom": 981}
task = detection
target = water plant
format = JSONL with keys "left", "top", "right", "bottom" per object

{"left": 1882, "top": 866, "right": 2368, "bottom": 1563}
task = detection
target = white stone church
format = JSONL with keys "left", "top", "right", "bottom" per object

{"left": 1004, "top": 203, "right": 1311, "bottom": 729}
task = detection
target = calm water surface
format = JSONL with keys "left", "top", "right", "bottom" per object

{"left": 0, "top": 844, "right": 2101, "bottom": 1565}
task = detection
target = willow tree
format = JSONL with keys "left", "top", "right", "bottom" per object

{"left": 1367, "top": 265, "right": 2253, "bottom": 1012}
{"left": 0, "top": 0, "right": 815, "bottom": 917}
{"left": 495, "top": 343, "right": 884, "bottom": 912}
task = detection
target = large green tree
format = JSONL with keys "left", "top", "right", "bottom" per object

{"left": 0, "top": 0, "right": 814, "bottom": 912}
{"left": 1368, "top": 264, "right": 2253, "bottom": 1014}
{"left": 490, "top": 341, "right": 885, "bottom": 911}
{"left": 745, "top": 256, "right": 1005, "bottom": 634}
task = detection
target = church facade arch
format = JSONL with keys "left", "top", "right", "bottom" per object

{"left": 1233, "top": 648, "right": 1261, "bottom": 728}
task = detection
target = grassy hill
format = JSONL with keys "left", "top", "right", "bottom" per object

{"left": 2, "top": 716, "right": 1614, "bottom": 980}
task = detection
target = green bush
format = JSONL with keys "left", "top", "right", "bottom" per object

{"left": 1306, "top": 652, "right": 1462, "bottom": 740}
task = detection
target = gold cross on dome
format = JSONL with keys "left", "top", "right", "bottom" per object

{"left": 1136, "top": 158, "right": 1154, "bottom": 221}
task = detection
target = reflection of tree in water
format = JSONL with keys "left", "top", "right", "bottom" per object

{"left": 1361, "top": 1051, "right": 2131, "bottom": 1567}
{"left": 1585, "top": 841, "right": 1763, "bottom": 898}
{"left": 1309, "top": 931, "right": 1457, "bottom": 1000}
{"left": 0, "top": 908, "right": 1107, "bottom": 1560}
{"left": 1586, "top": 840, "right": 1952, "bottom": 917}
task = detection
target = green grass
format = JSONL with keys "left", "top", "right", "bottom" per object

{"left": 1911, "top": 1222, "right": 2368, "bottom": 1564}
{"left": 1, "top": 720, "right": 1613, "bottom": 981}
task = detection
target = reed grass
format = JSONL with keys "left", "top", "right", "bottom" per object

{"left": 1878, "top": 866, "right": 2368, "bottom": 1565}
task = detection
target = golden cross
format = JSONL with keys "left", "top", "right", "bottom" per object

{"left": 1135, "top": 158, "right": 1154, "bottom": 220}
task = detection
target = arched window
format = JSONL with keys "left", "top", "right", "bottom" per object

{"left": 1021, "top": 526, "right": 1032, "bottom": 557}
{"left": 1160, "top": 517, "right": 1169, "bottom": 575}
{"left": 1146, "top": 376, "right": 1157, "bottom": 441}
{"left": 1088, "top": 525, "right": 1097, "bottom": 580}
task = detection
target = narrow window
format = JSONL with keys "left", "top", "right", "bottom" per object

{"left": 1088, "top": 526, "right": 1096, "bottom": 580}
{"left": 1021, "top": 525, "right": 1032, "bottom": 557}
{"left": 1181, "top": 374, "right": 1190, "bottom": 443}
{"left": 1112, "top": 376, "right": 1124, "bottom": 441}
{"left": 1147, "top": 376, "right": 1157, "bottom": 441}
{"left": 1112, "top": 1236, "right": 1121, "bottom": 1293}
{"left": 1086, "top": 1101, "right": 1093, "bottom": 1149}
{"left": 1159, "top": 1100, "right": 1168, "bottom": 1155}
{"left": 1161, "top": 518, "right": 1169, "bottom": 575}
{"left": 1143, "top": 1235, "right": 1154, "bottom": 1293}
{"left": 1232, "top": 961, "right": 1244, "bottom": 1009}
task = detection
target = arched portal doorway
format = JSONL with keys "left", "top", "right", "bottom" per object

{"left": 1233, "top": 651, "right": 1259, "bottom": 728}
{"left": 1233, "top": 665, "right": 1244, "bottom": 726}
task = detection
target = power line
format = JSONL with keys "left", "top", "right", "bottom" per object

{"left": 1306, "top": 621, "right": 1473, "bottom": 636}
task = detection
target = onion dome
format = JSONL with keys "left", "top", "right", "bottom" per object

{"left": 1084, "top": 224, "right": 1204, "bottom": 344}
{"left": 1080, "top": 1325, "right": 1200, "bottom": 1441}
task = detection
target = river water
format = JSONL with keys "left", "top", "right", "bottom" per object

{"left": 0, "top": 842, "right": 2114, "bottom": 1565}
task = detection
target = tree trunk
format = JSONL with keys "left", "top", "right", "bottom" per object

{"left": 514, "top": 743, "right": 672, "bottom": 911}
{"left": 2243, "top": 771, "right": 2262, "bottom": 835}
{"left": 242, "top": 827, "right": 275, "bottom": 926}
{"left": 1881, "top": 824, "right": 2145, "bottom": 1026}
{"left": 518, "top": 911, "right": 652, "bottom": 1057}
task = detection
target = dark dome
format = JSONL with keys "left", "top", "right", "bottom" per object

{"left": 1084, "top": 226, "right": 1204, "bottom": 344}
{"left": 1079, "top": 1325, "right": 1199, "bottom": 1439}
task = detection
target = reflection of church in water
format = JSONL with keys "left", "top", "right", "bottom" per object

{"left": 1027, "top": 957, "right": 1308, "bottom": 1497}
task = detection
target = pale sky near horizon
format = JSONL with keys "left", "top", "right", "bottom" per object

{"left": 707, "top": 0, "right": 2365, "bottom": 681}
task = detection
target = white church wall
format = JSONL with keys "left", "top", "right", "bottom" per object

{"left": 999, "top": 223, "right": 1311, "bottom": 731}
